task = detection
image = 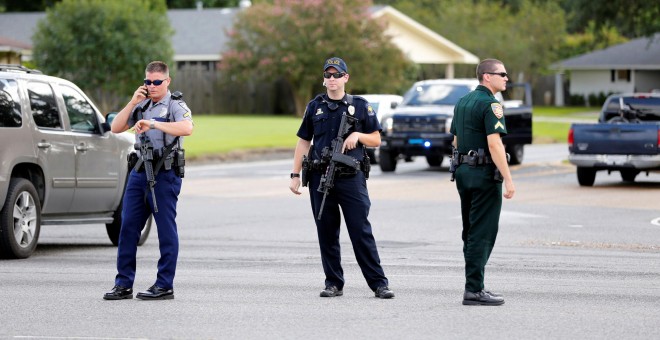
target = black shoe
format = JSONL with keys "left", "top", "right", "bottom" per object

{"left": 136, "top": 285, "right": 174, "bottom": 300}
{"left": 375, "top": 286, "right": 395, "bottom": 299}
{"left": 463, "top": 290, "right": 504, "bottom": 306}
{"left": 484, "top": 290, "right": 502, "bottom": 298}
{"left": 103, "top": 285, "right": 133, "bottom": 300}
{"left": 320, "top": 286, "right": 343, "bottom": 297}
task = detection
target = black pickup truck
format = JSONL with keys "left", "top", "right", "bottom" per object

{"left": 377, "top": 79, "right": 533, "bottom": 172}
{"left": 568, "top": 93, "right": 660, "bottom": 186}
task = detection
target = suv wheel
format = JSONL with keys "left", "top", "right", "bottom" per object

{"left": 0, "top": 178, "right": 41, "bottom": 259}
{"left": 379, "top": 149, "right": 397, "bottom": 172}
{"left": 105, "top": 200, "right": 152, "bottom": 246}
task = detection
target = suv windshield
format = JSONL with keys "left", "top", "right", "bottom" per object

{"left": 401, "top": 84, "right": 472, "bottom": 106}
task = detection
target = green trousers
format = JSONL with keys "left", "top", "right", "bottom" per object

{"left": 455, "top": 164, "right": 502, "bottom": 293}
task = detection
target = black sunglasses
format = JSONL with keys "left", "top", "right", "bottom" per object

{"left": 484, "top": 72, "right": 508, "bottom": 78}
{"left": 144, "top": 79, "right": 167, "bottom": 86}
{"left": 323, "top": 72, "right": 345, "bottom": 79}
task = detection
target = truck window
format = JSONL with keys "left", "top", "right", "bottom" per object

{"left": 27, "top": 81, "right": 62, "bottom": 129}
{"left": 604, "top": 96, "right": 660, "bottom": 122}
{"left": 402, "top": 84, "right": 471, "bottom": 106}
{"left": 60, "top": 85, "right": 99, "bottom": 133}
{"left": 0, "top": 79, "right": 22, "bottom": 128}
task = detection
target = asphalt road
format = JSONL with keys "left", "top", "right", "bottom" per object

{"left": 1, "top": 144, "right": 659, "bottom": 339}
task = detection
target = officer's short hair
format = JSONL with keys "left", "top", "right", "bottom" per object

{"left": 146, "top": 61, "right": 169, "bottom": 77}
{"left": 476, "top": 59, "right": 503, "bottom": 82}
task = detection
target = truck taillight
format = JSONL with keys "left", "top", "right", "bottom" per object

{"left": 568, "top": 128, "right": 574, "bottom": 148}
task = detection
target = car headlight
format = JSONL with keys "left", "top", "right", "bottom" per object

{"left": 444, "top": 117, "right": 452, "bottom": 134}
{"left": 383, "top": 117, "right": 393, "bottom": 134}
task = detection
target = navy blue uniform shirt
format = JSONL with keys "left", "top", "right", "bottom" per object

{"left": 297, "top": 94, "right": 381, "bottom": 162}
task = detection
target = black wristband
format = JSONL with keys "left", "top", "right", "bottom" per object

{"left": 290, "top": 173, "right": 300, "bottom": 178}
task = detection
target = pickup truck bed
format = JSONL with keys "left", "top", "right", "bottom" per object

{"left": 568, "top": 94, "right": 660, "bottom": 186}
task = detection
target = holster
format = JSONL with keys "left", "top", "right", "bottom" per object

{"left": 127, "top": 152, "right": 139, "bottom": 172}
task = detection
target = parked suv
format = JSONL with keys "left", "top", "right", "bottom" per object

{"left": 0, "top": 64, "right": 151, "bottom": 259}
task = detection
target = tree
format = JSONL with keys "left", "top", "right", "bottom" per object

{"left": 32, "top": 0, "right": 173, "bottom": 113}
{"left": 563, "top": 0, "right": 660, "bottom": 39}
{"left": 221, "top": 0, "right": 413, "bottom": 115}
{"left": 557, "top": 22, "right": 628, "bottom": 60}
{"left": 385, "top": 0, "right": 566, "bottom": 82}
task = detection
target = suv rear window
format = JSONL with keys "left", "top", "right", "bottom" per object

{"left": 401, "top": 84, "right": 472, "bottom": 106}
{"left": 0, "top": 78, "right": 22, "bottom": 128}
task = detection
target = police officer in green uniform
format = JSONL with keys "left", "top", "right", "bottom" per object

{"left": 449, "top": 58, "right": 515, "bottom": 306}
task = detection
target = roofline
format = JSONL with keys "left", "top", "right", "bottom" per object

{"left": 174, "top": 55, "right": 222, "bottom": 62}
{"left": 371, "top": 6, "right": 479, "bottom": 64}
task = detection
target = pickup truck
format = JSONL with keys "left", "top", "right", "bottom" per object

{"left": 568, "top": 93, "right": 660, "bottom": 186}
{"left": 377, "top": 79, "right": 533, "bottom": 172}
{"left": 0, "top": 64, "right": 151, "bottom": 259}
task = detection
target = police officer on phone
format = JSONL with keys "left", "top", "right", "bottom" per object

{"left": 289, "top": 57, "right": 394, "bottom": 299}
{"left": 103, "top": 61, "right": 193, "bottom": 300}
{"left": 450, "top": 58, "right": 515, "bottom": 306}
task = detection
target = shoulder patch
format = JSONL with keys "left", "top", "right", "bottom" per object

{"left": 367, "top": 104, "right": 375, "bottom": 116}
{"left": 490, "top": 103, "right": 503, "bottom": 119}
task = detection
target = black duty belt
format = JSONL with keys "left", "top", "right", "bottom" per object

{"left": 458, "top": 154, "right": 494, "bottom": 165}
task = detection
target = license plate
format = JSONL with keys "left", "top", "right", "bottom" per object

{"left": 607, "top": 155, "right": 628, "bottom": 164}
{"left": 408, "top": 139, "right": 423, "bottom": 145}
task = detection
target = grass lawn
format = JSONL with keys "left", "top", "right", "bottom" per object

{"left": 532, "top": 106, "right": 599, "bottom": 143}
{"left": 184, "top": 107, "right": 596, "bottom": 158}
{"left": 185, "top": 115, "right": 300, "bottom": 158}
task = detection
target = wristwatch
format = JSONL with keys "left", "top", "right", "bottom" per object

{"left": 149, "top": 118, "right": 155, "bottom": 129}
{"left": 290, "top": 173, "right": 300, "bottom": 178}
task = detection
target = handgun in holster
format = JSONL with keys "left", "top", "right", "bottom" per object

{"left": 449, "top": 147, "right": 459, "bottom": 182}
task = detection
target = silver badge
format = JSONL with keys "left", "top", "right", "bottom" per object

{"left": 316, "top": 108, "right": 323, "bottom": 115}
{"left": 348, "top": 105, "right": 355, "bottom": 115}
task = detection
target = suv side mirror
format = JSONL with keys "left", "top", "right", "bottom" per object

{"left": 391, "top": 102, "right": 399, "bottom": 109}
{"left": 102, "top": 112, "right": 117, "bottom": 134}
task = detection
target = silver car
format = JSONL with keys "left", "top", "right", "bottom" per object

{"left": 0, "top": 64, "right": 151, "bottom": 259}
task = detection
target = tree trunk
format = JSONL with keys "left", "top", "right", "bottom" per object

{"left": 293, "top": 85, "right": 312, "bottom": 117}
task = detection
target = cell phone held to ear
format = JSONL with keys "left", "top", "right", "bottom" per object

{"left": 143, "top": 86, "right": 149, "bottom": 98}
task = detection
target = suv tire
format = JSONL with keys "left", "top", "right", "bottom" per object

{"left": 105, "top": 200, "right": 152, "bottom": 247}
{"left": 0, "top": 178, "right": 41, "bottom": 259}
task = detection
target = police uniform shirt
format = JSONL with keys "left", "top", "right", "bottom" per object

{"left": 129, "top": 90, "right": 193, "bottom": 150}
{"left": 450, "top": 85, "right": 507, "bottom": 153}
{"left": 297, "top": 94, "right": 381, "bottom": 161}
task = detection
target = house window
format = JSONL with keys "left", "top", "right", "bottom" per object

{"left": 611, "top": 69, "right": 631, "bottom": 82}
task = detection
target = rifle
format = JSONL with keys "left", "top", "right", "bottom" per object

{"left": 135, "top": 133, "right": 158, "bottom": 213}
{"left": 316, "top": 113, "right": 360, "bottom": 220}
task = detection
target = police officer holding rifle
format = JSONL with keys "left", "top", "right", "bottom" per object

{"left": 104, "top": 61, "right": 193, "bottom": 301}
{"left": 289, "top": 57, "right": 394, "bottom": 299}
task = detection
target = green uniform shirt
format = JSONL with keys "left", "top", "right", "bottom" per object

{"left": 450, "top": 85, "right": 507, "bottom": 154}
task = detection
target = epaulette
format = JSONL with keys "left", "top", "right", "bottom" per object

{"left": 171, "top": 91, "right": 183, "bottom": 100}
